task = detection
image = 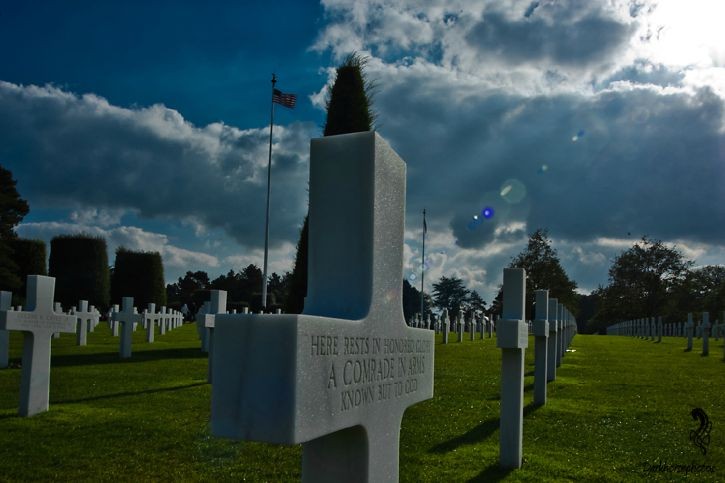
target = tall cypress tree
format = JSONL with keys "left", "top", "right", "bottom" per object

{"left": 49, "top": 235, "right": 110, "bottom": 309}
{"left": 111, "top": 248, "right": 167, "bottom": 307}
{"left": 10, "top": 238, "right": 46, "bottom": 305}
{"left": 284, "top": 54, "right": 375, "bottom": 313}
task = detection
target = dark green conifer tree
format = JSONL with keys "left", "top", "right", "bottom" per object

{"left": 111, "top": 248, "right": 166, "bottom": 307}
{"left": 285, "top": 54, "right": 375, "bottom": 313}
{"left": 0, "top": 165, "right": 30, "bottom": 292}
{"left": 10, "top": 238, "right": 46, "bottom": 305}
{"left": 49, "top": 235, "right": 110, "bottom": 309}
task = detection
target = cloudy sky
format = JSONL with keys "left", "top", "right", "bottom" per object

{"left": 1, "top": 0, "right": 724, "bottom": 303}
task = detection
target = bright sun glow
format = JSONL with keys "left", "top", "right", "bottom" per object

{"left": 644, "top": 0, "right": 725, "bottom": 67}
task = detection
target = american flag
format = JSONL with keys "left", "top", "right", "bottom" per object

{"left": 273, "top": 88, "right": 296, "bottom": 109}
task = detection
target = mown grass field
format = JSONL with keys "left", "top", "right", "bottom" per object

{"left": 0, "top": 322, "right": 722, "bottom": 482}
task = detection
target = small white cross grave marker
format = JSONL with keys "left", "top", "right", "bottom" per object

{"left": 557, "top": 302, "right": 565, "bottom": 366}
{"left": 196, "top": 301, "right": 210, "bottom": 352}
{"left": 0, "top": 291, "right": 11, "bottom": 368}
{"left": 144, "top": 303, "right": 158, "bottom": 343}
{"left": 113, "top": 297, "right": 141, "bottom": 358}
{"left": 0, "top": 276, "right": 76, "bottom": 416}
{"left": 702, "top": 312, "right": 710, "bottom": 356}
{"left": 202, "top": 290, "right": 227, "bottom": 383}
{"left": 74, "top": 300, "right": 92, "bottom": 346}
{"left": 533, "top": 289, "right": 549, "bottom": 406}
{"left": 546, "top": 298, "right": 558, "bottom": 382}
{"left": 497, "top": 268, "right": 529, "bottom": 469}
{"left": 211, "top": 132, "right": 435, "bottom": 483}
{"left": 159, "top": 306, "right": 167, "bottom": 335}
{"left": 110, "top": 304, "right": 120, "bottom": 336}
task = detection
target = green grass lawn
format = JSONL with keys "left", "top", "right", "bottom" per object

{"left": 0, "top": 324, "right": 722, "bottom": 482}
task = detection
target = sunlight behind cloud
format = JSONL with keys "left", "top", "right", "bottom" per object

{"left": 642, "top": 0, "right": 725, "bottom": 68}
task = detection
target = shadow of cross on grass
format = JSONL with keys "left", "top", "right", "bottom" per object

{"left": 467, "top": 464, "right": 515, "bottom": 482}
{"left": 51, "top": 381, "right": 207, "bottom": 405}
{"left": 48, "top": 347, "right": 207, "bottom": 367}
{"left": 429, "top": 402, "right": 542, "bottom": 454}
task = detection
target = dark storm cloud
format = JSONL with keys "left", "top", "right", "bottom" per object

{"left": 466, "top": 3, "right": 636, "bottom": 67}
{"left": 376, "top": 75, "right": 725, "bottom": 249}
{"left": 0, "top": 82, "right": 315, "bottom": 249}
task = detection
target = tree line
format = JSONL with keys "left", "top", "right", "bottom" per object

{"left": 586, "top": 237, "right": 724, "bottom": 333}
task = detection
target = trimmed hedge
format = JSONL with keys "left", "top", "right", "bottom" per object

{"left": 111, "top": 248, "right": 166, "bottom": 307}
{"left": 49, "top": 235, "right": 110, "bottom": 309}
{"left": 10, "top": 238, "right": 46, "bottom": 305}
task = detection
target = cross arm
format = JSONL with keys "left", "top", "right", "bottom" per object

{"left": 211, "top": 313, "right": 434, "bottom": 445}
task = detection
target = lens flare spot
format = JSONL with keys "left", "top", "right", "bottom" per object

{"left": 538, "top": 164, "right": 549, "bottom": 174}
{"left": 500, "top": 179, "right": 527, "bottom": 204}
{"left": 482, "top": 207, "right": 494, "bottom": 219}
{"left": 408, "top": 273, "right": 417, "bottom": 282}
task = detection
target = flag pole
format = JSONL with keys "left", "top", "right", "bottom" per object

{"left": 420, "top": 208, "right": 426, "bottom": 322}
{"left": 262, "top": 73, "right": 276, "bottom": 311}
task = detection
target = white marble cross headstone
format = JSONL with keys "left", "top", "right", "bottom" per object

{"left": 110, "top": 304, "right": 120, "bottom": 336}
{"left": 533, "top": 290, "right": 549, "bottom": 406}
{"left": 0, "top": 291, "right": 11, "bottom": 368}
{"left": 546, "top": 298, "right": 558, "bottom": 382}
{"left": 113, "top": 297, "right": 141, "bottom": 358}
{"left": 74, "top": 300, "right": 93, "bottom": 346}
{"left": 211, "top": 132, "right": 434, "bottom": 483}
{"left": 701, "top": 312, "right": 710, "bottom": 356}
{"left": 159, "top": 306, "right": 167, "bottom": 335}
{"left": 88, "top": 304, "right": 99, "bottom": 332}
{"left": 0, "top": 276, "right": 76, "bottom": 416}
{"left": 556, "top": 302, "right": 564, "bottom": 366}
{"left": 202, "top": 290, "right": 227, "bottom": 383}
{"left": 497, "top": 268, "right": 529, "bottom": 469}
{"left": 196, "top": 301, "right": 210, "bottom": 352}
{"left": 144, "top": 303, "right": 158, "bottom": 343}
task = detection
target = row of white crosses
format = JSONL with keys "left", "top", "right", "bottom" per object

{"left": 607, "top": 311, "right": 723, "bottom": 357}
{"left": 437, "top": 310, "right": 495, "bottom": 344}
{"left": 110, "top": 300, "right": 185, "bottom": 357}
{"left": 65, "top": 300, "right": 101, "bottom": 345}
{"left": 0, "top": 279, "right": 186, "bottom": 417}
{"left": 498, "top": 268, "right": 577, "bottom": 469}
